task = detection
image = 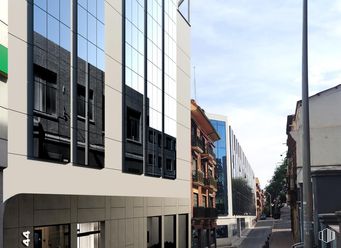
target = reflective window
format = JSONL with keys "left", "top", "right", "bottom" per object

{"left": 147, "top": 216, "right": 161, "bottom": 248}
{"left": 76, "top": 0, "right": 105, "bottom": 168}
{"left": 164, "top": 0, "right": 177, "bottom": 137}
{"left": 32, "top": 0, "right": 71, "bottom": 163}
{"left": 147, "top": 0, "right": 163, "bottom": 132}
{"left": 125, "top": 0, "right": 145, "bottom": 94}
{"left": 216, "top": 225, "right": 228, "bottom": 238}
{"left": 34, "top": 224, "right": 70, "bottom": 248}
{"left": 77, "top": 222, "right": 101, "bottom": 248}
{"left": 124, "top": 0, "right": 177, "bottom": 178}
{"left": 178, "top": 215, "right": 188, "bottom": 248}
{"left": 164, "top": 215, "right": 176, "bottom": 248}
{"left": 210, "top": 119, "right": 228, "bottom": 216}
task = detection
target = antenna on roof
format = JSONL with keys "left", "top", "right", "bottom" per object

{"left": 193, "top": 66, "right": 197, "bottom": 101}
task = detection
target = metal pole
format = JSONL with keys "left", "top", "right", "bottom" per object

{"left": 302, "top": 0, "right": 314, "bottom": 247}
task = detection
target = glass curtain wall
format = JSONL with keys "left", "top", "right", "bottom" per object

{"left": 125, "top": 0, "right": 145, "bottom": 94}
{"left": 210, "top": 120, "right": 228, "bottom": 215}
{"left": 146, "top": 0, "right": 163, "bottom": 176}
{"left": 33, "top": 0, "right": 72, "bottom": 163}
{"left": 32, "top": 0, "right": 105, "bottom": 168}
{"left": 164, "top": 0, "right": 177, "bottom": 138}
{"left": 76, "top": 0, "right": 105, "bottom": 168}
{"left": 124, "top": 0, "right": 177, "bottom": 178}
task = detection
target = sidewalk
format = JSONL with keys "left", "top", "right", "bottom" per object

{"left": 269, "top": 206, "right": 294, "bottom": 248}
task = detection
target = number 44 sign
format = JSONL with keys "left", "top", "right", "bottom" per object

{"left": 22, "top": 231, "right": 30, "bottom": 247}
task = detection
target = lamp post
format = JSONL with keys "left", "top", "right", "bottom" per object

{"left": 265, "top": 192, "right": 272, "bottom": 218}
{"left": 301, "top": 0, "right": 314, "bottom": 247}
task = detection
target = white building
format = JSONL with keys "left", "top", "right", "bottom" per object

{"left": 290, "top": 84, "right": 341, "bottom": 183}
{"left": 208, "top": 114, "right": 256, "bottom": 247}
{"left": 0, "top": 0, "right": 192, "bottom": 247}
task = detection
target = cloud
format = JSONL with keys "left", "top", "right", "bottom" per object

{"left": 191, "top": 0, "right": 341, "bottom": 186}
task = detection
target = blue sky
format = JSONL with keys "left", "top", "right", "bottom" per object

{"left": 191, "top": 0, "right": 341, "bottom": 187}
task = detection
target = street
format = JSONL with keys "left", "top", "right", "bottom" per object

{"left": 239, "top": 220, "right": 273, "bottom": 248}
{"left": 238, "top": 206, "right": 294, "bottom": 248}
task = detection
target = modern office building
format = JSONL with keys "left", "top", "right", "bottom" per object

{"left": 0, "top": 0, "right": 192, "bottom": 247}
{"left": 190, "top": 100, "right": 219, "bottom": 248}
{"left": 208, "top": 114, "right": 256, "bottom": 247}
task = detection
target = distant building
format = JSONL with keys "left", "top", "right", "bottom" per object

{"left": 191, "top": 100, "right": 220, "bottom": 248}
{"left": 286, "top": 114, "right": 300, "bottom": 243}
{"left": 208, "top": 114, "right": 256, "bottom": 247}
{"left": 288, "top": 84, "right": 341, "bottom": 246}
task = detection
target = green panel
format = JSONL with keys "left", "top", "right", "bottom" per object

{"left": 0, "top": 44, "right": 8, "bottom": 76}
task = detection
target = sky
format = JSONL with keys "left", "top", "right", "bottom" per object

{"left": 190, "top": 0, "right": 341, "bottom": 187}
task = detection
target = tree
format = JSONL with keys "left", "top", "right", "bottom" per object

{"left": 264, "top": 158, "right": 288, "bottom": 217}
{"left": 232, "top": 177, "right": 255, "bottom": 215}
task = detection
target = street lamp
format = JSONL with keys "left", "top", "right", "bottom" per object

{"left": 301, "top": 0, "right": 314, "bottom": 247}
{"left": 265, "top": 192, "right": 272, "bottom": 218}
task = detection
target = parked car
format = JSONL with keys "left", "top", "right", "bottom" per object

{"left": 260, "top": 213, "right": 267, "bottom": 220}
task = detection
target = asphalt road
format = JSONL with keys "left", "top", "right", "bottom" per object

{"left": 239, "top": 219, "right": 274, "bottom": 248}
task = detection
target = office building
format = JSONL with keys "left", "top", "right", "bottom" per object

{"left": 0, "top": 0, "right": 191, "bottom": 247}
{"left": 208, "top": 114, "right": 256, "bottom": 247}
{"left": 190, "top": 100, "right": 219, "bottom": 248}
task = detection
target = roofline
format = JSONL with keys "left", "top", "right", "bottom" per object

{"left": 191, "top": 99, "right": 221, "bottom": 141}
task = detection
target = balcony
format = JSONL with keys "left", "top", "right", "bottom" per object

{"left": 205, "top": 176, "right": 218, "bottom": 191}
{"left": 206, "top": 145, "right": 216, "bottom": 160}
{"left": 193, "top": 207, "right": 218, "bottom": 219}
{"left": 193, "top": 170, "right": 205, "bottom": 186}
{"left": 191, "top": 135, "right": 205, "bottom": 153}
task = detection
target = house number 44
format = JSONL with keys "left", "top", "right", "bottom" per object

{"left": 22, "top": 231, "right": 30, "bottom": 247}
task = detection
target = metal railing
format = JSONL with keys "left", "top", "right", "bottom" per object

{"left": 191, "top": 135, "right": 205, "bottom": 151}
{"left": 192, "top": 170, "right": 205, "bottom": 185}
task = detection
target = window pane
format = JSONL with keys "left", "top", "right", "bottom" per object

{"left": 78, "top": 0, "right": 87, "bottom": 9}
{"left": 60, "top": 0, "right": 70, "bottom": 26}
{"left": 78, "top": 35, "right": 87, "bottom": 61}
{"left": 96, "top": 48, "right": 104, "bottom": 71}
{"left": 78, "top": 5, "right": 87, "bottom": 38}
{"left": 87, "top": 13, "right": 97, "bottom": 45}
{"left": 97, "top": 0, "right": 104, "bottom": 23}
{"left": 34, "top": 0, "right": 47, "bottom": 11}
{"left": 87, "top": 41, "right": 96, "bottom": 66}
{"left": 47, "top": 15, "right": 59, "bottom": 45}
{"left": 88, "top": 0, "right": 96, "bottom": 17}
{"left": 60, "top": 23, "right": 70, "bottom": 51}
{"left": 34, "top": 225, "right": 70, "bottom": 248}
{"left": 34, "top": 6, "right": 47, "bottom": 36}
{"left": 47, "top": 0, "right": 59, "bottom": 19}
{"left": 97, "top": 21, "right": 104, "bottom": 50}
{"left": 46, "top": 85, "right": 56, "bottom": 115}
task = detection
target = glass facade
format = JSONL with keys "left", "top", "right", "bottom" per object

{"left": 33, "top": 0, "right": 72, "bottom": 163}
{"left": 210, "top": 119, "right": 228, "bottom": 216}
{"left": 32, "top": 0, "right": 105, "bottom": 167}
{"left": 76, "top": 0, "right": 105, "bottom": 168}
{"left": 125, "top": 0, "right": 145, "bottom": 94}
{"left": 147, "top": 0, "right": 162, "bottom": 131}
{"left": 164, "top": 0, "right": 177, "bottom": 137}
{"left": 124, "top": 0, "right": 177, "bottom": 179}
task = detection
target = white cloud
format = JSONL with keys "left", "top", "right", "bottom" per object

{"left": 191, "top": 0, "right": 341, "bottom": 187}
